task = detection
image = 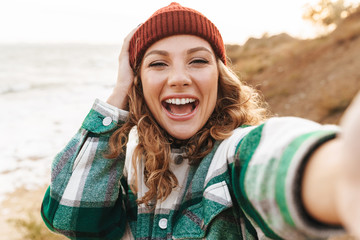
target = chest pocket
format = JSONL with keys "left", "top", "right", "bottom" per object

{"left": 173, "top": 181, "right": 233, "bottom": 239}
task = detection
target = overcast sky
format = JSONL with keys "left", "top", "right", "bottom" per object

{"left": 0, "top": 0, "right": 358, "bottom": 45}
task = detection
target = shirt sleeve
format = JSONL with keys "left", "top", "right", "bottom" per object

{"left": 232, "top": 117, "right": 345, "bottom": 239}
{"left": 41, "top": 99, "right": 129, "bottom": 240}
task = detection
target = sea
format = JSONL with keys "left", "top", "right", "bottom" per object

{"left": 0, "top": 43, "right": 121, "bottom": 202}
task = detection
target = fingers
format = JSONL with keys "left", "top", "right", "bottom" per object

{"left": 339, "top": 91, "right": 360, "bottom": 160}
{"left": 124, "top": 26, "right": 140, "bottom": 44}
{"left": 340, "top": 91, "right": 360, "bottom": 129}
{"left": 119, "top": 25, "right": 141, "bottom": 60}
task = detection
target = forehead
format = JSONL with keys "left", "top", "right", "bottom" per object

{"left": 144, "top": 35, "right": 214, "bottom": 55}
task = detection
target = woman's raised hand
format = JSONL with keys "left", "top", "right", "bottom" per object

{"left": 107, "top": 27, "right": 138, "bottom": 109}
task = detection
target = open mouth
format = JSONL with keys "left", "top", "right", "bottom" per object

{"left": 162, "top": 98, "right": 199, "bottom": 116}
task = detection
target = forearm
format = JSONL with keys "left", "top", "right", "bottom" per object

{"left": 301, "top": 138, "right": 343, "bottom": 225}
{"left": 106, "top": 81, "right": 132, "bottom": 109}
{"left": 233, "top": 117, "right": 344, "bottom": 239}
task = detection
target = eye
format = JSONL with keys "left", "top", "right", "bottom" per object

{"left": 190, "top": 58, "right": 209, "bottom": 65}
{"left": 149, "top": 61, "right": 167, "bottom": 68}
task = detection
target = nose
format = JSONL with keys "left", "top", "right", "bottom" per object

{"left": 167, "top": 65, "right": 192, "bottom": 88}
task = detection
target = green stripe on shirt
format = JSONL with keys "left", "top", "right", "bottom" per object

{"left": 275, "top": 130, "right": 337, "bottom": 227}
{"left": 233, "top": 124, "right": 282, "bottom": 239}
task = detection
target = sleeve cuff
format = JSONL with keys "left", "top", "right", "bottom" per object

{"left": 81, "top": 98, "right": 129, "bottom": 134}
{"left": 278, "top": 128, "right": 345, "bottom": 238}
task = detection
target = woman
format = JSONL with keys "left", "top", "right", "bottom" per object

{"left": 41, "top": 2, "right": 360, "bottom": 239}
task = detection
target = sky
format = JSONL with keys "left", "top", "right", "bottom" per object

{"left": 0, "top": 0, "right": 359, "bottom": 45}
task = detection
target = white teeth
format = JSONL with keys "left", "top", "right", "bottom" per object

{"left": 165, "top": 98, "right": 196, "bottom": 105}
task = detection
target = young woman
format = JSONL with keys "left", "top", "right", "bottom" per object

{"left": 41, "top": 2, "right": 360, "bottom": 239}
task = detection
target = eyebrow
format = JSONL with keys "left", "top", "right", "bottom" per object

{"left": 144, "top": 50, "right": 169, "bottom": 59}
{"left": 143, "top": 46, "right": 213, "bottom": 59}
{"left": 187, "top": 47, "right": 213, "bottom": 55}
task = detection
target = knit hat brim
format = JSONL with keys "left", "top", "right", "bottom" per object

{"left": 129, "top": 2, "right": 226, "bottom": 70}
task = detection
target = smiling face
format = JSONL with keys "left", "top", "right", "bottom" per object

{"left": 140, "top": 35, "right": 219, "bottom": 140}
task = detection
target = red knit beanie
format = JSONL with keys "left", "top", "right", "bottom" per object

{"left": 129, "top": 2, "right": 226, "bottom": 70}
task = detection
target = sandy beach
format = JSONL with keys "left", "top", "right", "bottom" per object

{"left": 0, "top": 186, "right": 57, "bottom": 239}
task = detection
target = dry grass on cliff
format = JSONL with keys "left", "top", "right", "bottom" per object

{"left": 227, "top": 8, "right": 360, "bottom": 124}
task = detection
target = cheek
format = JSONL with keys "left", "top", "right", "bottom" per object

{"left": 141, "top": 75, "right": 155, "bottom": 100}
{"left": 140, "top": 79, "right": 151, "bottom": 108}
{"left": 209, "top": 83, "right": 218, "bottom": 111}
{"left": 142, "top": 80, "right": 162, "bottom": 118}
{"left": 142, "top": 87, "right": 156, "bottom": 109}
{"left": 141, "top": 72, "right": 164, "bottom": 97}
{"left": 199, "top": 73, "right": 218, "bottom": 102}
{"left": 206, "top": 77, "right": 219, "bottom": 114}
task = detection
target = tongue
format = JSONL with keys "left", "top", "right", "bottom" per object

{"left": 169, "top": 103, "right": 193, "bottom": 115}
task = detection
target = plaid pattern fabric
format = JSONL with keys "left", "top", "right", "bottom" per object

{"left": 41, "top": 99, "right": 344, "bottom": 240}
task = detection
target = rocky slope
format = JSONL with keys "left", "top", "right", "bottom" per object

{"left": 227, "top": 8, "right": 360, "bottom": 124}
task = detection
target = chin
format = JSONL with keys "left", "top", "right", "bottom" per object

{"left": 167, "top": 128, "right": 197, "bottom": 140}
{"left": 169, "top": 133, "right": 194, "bottom": 140}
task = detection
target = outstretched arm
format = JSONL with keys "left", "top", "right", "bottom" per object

{"left": 302, "top": 92, "right": 360, "bottom": 238}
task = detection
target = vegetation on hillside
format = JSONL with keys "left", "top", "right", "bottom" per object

{"left": 303, "top": 0, "right": 358, "bottom": 30}
{"left": 227, "top": 6, "right": 360, "bottom": 124}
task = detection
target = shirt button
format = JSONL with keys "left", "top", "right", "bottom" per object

{"left": 174, "top": 155, "right": 183, "bottom": 165}
{"left": 158, "top": 218, "right": 168, "bottom": 229}
{"left": 102, "top": 116, "right": 112, "bottom": 126}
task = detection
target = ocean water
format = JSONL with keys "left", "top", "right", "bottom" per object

{"left": 0, "top": 43, "right": 121, "bottom": 202}
{"left": 0, "top": 44, "right": 120, "bottom": 93}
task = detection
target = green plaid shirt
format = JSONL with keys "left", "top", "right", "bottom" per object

{"left": 41, "top": 99, "right": 343, "bottom": 239}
